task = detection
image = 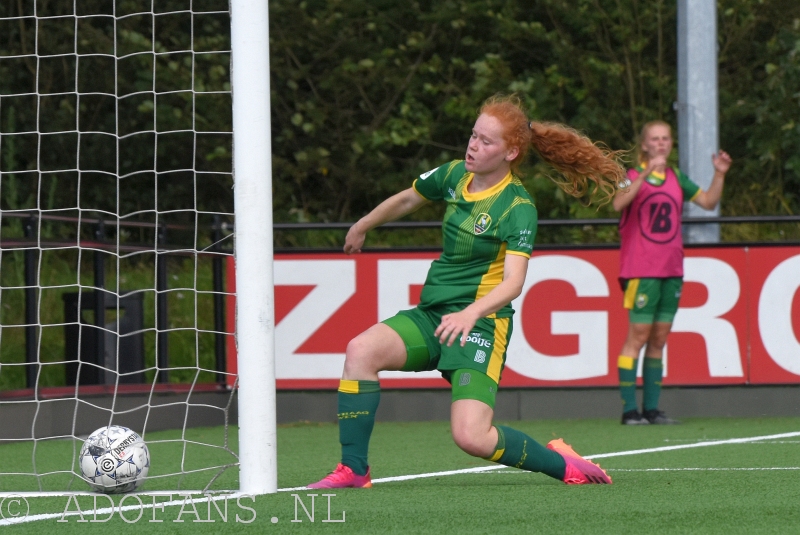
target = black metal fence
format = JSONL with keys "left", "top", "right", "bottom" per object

{"left": 2, "top": 211, "right": 799, "bottom": 391}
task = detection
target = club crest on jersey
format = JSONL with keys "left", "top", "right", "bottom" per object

{"left": 474, "top": 213, "right": 492, "bottom": 235}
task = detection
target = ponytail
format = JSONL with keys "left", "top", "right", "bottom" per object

{"left": 529, "top": 121, "right": 626, "bottom": 206}
{"left": 480, "top": 94, "right": 626, "bottom": 206}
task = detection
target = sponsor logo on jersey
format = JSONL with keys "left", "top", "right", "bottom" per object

{"left": 419, "top": 166, "right": 439, "bottom": 180}
{"left": 518, "top": 229, "right": 533, "bottom": 250}
{"left": 474, "top": 350, "right": 486, "bottom": 363}
{"left": 459, "top": 372, "right": 471, "bottom": 386}
{"left": 636, "top": 293, "right": 648, "bottom": 309}
{"left": 465, "top": 332, "right": 492, "bottom": 348}
{"left": 638, "top": 192, "right": 680, "bottom": 243}
{"left": 474, "top": 213, "right": 492, "bottom": 235}
{"left": 448, "top": 187, "right": 457, "bottom": 199}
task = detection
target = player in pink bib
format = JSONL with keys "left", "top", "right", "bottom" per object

{"left": 613, "top": 120, "right": 732, "bottom": 425}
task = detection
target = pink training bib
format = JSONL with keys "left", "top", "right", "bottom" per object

{"left": 618, "top": 167, "right": 685, "bottom": 278}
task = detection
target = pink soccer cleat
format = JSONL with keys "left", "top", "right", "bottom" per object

{"left": 546, "top": 438, "right": 612, "bottom": 485}
{"left": 308, "top": 463, "right": 373, "bottom": 489}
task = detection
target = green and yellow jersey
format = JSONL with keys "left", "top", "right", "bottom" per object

{"left": 412, "top": 160, "right": 538, "bottom": 318}
{"left": 638, "top": 164, "right": 701, "bottom": 201}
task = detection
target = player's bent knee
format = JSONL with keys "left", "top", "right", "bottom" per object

{"left": 343, "top": 336, "right": 380, "bottom": 374}
{"left": 451, "top": 428, "right": 492, "bottom": 458}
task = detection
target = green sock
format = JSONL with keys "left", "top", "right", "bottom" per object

{"left": 486, "top": 425, "right": 566, "bottom": 481}
{"left": 618, "top": 355, "right": 638, "bottom": 413}
{"left": 642, "top": 357, "right": 663, "bottom": 412}
{"left": 338, "top": 380, "right": 380, "bottom": 476}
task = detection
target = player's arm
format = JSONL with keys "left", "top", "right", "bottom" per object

{"left": 344, "top": 187, "right": 429, "bottom": 254}
{"left": 691, "top": 150, "right": 732, "bottom": 210}
{"left": 612, "top": 156, "right": 664, "bottom": 212}
{"left": 435, "top": 253, "right": 529, "bottom": 347}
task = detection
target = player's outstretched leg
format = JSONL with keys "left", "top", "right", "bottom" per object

{"left": 546, "top": 439, "right": 612, "bottom": 485}
{"left": 484, "top": 425, "right": 568, "bottom": 482}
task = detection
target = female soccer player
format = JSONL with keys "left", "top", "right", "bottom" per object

{"left": 309, "top": 94, "right": 625, "bottom": 489}
{"left": 614, "top": 120, "right": 731, "bottom": 425}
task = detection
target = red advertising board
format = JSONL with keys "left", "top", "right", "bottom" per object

{"left": 225, "top": 246, "right": 800, "bottom": 388}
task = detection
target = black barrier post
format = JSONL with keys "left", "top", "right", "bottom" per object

{"left": 93, "top": 219, "right": 106, "bottom": 373}
{"left": 156, "top": 223, "right": 169, "bottom": 383}
{"left": 23, "top": 215, "right": 38, "bottom": 389}
{"left": 212, "top": 215, "right": 226, "bottom": 384}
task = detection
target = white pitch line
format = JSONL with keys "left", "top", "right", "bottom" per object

{"left": 583, "top": 430, "right": 800, "bottom": 460}
{"left": 283, "top": 429, "right": 800, "bottom": 490}
{"left": 609, "top": 467, "right": 800, "bottom": 472}
{"left": 483, "top": 467, "right": 800, "bottom": 473}
{"left": 277, "top": 465, "right": 506, "bottom": 492}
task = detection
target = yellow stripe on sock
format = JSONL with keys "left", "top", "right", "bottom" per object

{"left": 338, "top": 380, "right": 359, "bottom": 394}
{"left": 623, "top": 278, "right": 640, "bottom": 309}
{"left": 487, "top": 448, "right": 505, "bottom": 462}
{"left": 618, "top": 355, "right": 636, "bottom": 370}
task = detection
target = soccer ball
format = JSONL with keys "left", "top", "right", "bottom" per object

{"left": 79, "top": 425, "right": 150, "bottom": 493}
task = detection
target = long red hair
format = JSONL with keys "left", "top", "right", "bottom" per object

{"left": 479, "top": 94, "right": 625, "bottom": 204}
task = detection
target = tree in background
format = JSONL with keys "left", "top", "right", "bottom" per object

{"left": 269, "top": 1, "right": 800, "bottom": 235}
{"left": 1, "top": 0, "right": 799, "bottom": 245}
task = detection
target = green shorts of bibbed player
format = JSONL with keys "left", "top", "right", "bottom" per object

{"left": 382, "top": 306, "right": 513, "bottom": 409}
{"left": 622, "top": 277, "right": 683, "bottom": 324}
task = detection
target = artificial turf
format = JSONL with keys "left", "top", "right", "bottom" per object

{"left": 2, "top": 417, "right": 799, "bottom": 533}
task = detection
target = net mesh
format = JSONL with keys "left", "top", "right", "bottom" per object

{"left": 0, "top": 0, "right": 237, "bottom": 492}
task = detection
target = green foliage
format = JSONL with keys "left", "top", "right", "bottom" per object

{"left": 0, "top": 0, "right": 234, "bottom": 231}
{"left": 0, "top": 253, "right": 222, "bottom": 390}
{"left": 267, "top": 0, "right": 800, "bottom": 243}
{"left": 2, "top": 0, "right": 800, "bottom": 243}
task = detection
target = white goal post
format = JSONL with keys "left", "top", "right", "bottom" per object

{"left": 230, "top": 0, "right": 277, "bottom": 495}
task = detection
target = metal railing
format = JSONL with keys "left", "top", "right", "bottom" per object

{"left": 2, "top": 210, "right": 799, "bottom": 391}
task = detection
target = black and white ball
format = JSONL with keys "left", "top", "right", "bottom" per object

{"left": 79, "top": 425, "right": 150, "bottom": 493}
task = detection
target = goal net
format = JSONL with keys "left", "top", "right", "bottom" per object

{"left": 0, "top": 0, "right": 274, "bottom": 495}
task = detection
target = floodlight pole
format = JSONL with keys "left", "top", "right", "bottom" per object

{"left": 677, "top": 0, "right": 720, "bottom": 243}
{"left": 231, "top": 0, "right": 278, "bottom": 494}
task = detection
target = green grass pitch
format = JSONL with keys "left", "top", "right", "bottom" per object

{"left": 2, "top": 417, "right": 799, "bottom": 533}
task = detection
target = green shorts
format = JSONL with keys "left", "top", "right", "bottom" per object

{"left": 382, "top": 306, "right": 512, "bottom": 408}
{"left": 622, "top": 277, "right": 683, "bottom": 324}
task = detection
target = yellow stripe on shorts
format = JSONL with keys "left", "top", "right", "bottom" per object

{"left": 623, "top": 278, "right": 640, "bottom": 309}
{"left": 486, "top": 318, "right": 510, "bottom": 383}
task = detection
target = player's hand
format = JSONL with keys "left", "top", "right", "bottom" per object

{"left": 712, "top": 150, "right": 732, "bottom": 174}
{"left": 647, "top": 154, "right": 668, "bottom": 173}
{"left": 435, "top": 309, "right": 481, "bottom": 347}
{"left": 343, "top": 223, "right": 366, "bottom": 254}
